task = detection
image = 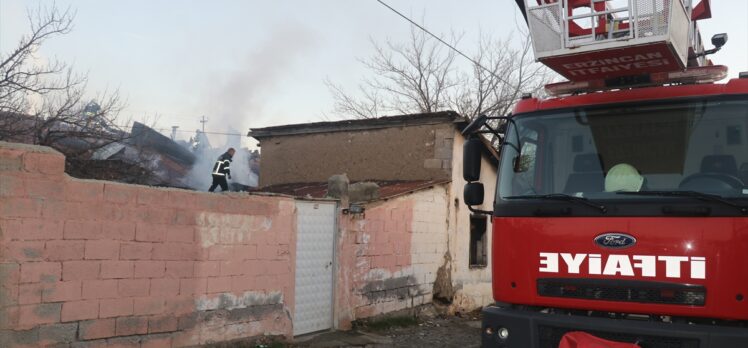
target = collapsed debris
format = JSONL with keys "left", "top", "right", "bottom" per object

{"left": 87, "top": 123, "right": 260, "bottom": 190}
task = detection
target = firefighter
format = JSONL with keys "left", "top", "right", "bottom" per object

{"left": 209, "top": 148, "right": 235, "bottom": 192}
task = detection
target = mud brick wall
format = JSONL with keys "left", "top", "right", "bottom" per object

{"left": 336, "top": 186, "right": 449, "bottom": 328}
{"left": 256, "top": 123, "right": 456, "bottom": 187}
{"left": 0, "top": 142, "right": 296, "bottom": 347}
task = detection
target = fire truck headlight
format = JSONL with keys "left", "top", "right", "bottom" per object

{"left": 498, "top": 327, "right": 509, "bottom": 340}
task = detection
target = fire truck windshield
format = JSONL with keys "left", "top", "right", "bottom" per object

{"left": 497, "top": 97, "right": 748, "bottom": 215}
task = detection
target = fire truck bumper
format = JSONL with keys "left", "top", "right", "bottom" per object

{"left": 481, "top": 305, "right": 748, "bottom": 348}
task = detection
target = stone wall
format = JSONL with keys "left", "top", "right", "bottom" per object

{"left": 256, "top": 123, "right": 456, "bottom": 187}
{"left": 0, "top": 142, "right": 296, "bottom": 347}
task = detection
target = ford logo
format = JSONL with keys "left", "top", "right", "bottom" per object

{"left": 594, "top": 233, "right": 637, "bottom": 249}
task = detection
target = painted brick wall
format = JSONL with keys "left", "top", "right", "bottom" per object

{"left": 0, "top": 142, "right": 296, "bottom": 347}
{"left": 336, "top": 186, "right": 449, "bottom": 327}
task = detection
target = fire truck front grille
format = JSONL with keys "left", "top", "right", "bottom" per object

{"left": 538, "top": 325, "right": 700, "bottom": 348}
{"left": 537, "top": 278, "right": 706, "bottom": 306}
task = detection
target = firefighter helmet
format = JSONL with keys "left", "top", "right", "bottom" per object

{"left": 604, "top": 163, "right": 644, "bottom": 192}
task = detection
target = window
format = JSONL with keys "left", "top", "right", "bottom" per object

{"left": 507, "top": 128, "right": 540, "bottom": 196}
{"left": 469, "top": 215, "right": 487, "bottom": 268}
{"left": 572, "top": 135, "right": 584, "bottom": 152}
{"left": 727, "top": 125, "right": 742, "bottom": 145}
{"left": 498, "top": 99, "right": 748, "bottom": 201}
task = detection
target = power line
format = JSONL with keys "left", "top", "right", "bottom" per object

{"left": 109, "top": 124, "right": 244, "bottom": 136}
{"left": 373, "top": 0, "right": 511, "bottom": 85}
{"left": 152, "top": 129, "right": 244, "bottom": 136}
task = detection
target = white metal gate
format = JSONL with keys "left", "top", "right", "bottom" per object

{"left": 293, "top": 201, "right": 336, "bottom": 336}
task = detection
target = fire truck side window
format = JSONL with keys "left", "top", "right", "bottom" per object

{"left": 511, "top": 128, "right": 539, "bottom": 195}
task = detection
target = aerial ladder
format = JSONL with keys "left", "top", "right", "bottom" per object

{"left": 514, "top": 0, "right": 728, "bottom": 95}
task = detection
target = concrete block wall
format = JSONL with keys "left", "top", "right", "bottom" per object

{"left": 0, "top": 142, "right": 296, "bottom": 347}
{"left": 336, "top": 186, "right": 449, "bottom": 327}
{"left": 426, "top": 127, "right": 455, "bottom": 170}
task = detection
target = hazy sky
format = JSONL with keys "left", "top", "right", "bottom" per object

{"left": 1, "top": 1, "right": 747, "bottom": 148}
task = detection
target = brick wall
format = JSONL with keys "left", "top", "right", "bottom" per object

{"left": 0, "top": 142, "right": 296, "bottom": 347}
{"left": 336, "top": 186, "right": 449, "bottom": 327}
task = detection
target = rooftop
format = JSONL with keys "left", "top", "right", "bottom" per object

{"left": 248, "top": 111, "right": 466, "bottom": 139}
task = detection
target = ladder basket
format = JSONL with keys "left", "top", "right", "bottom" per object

{"left": 525, "top": 0, "right": 693, "bottom": 81}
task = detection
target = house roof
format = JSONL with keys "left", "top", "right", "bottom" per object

{"left": 131, "top": 122, "right": 196, "bottom": 166}
{"left": 248, "top": 111, "right": 467, "bottom": 139}
{"left": 255, "top": 180, "right": 449, "bottom": 201}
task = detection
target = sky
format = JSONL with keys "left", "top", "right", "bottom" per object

{"left": 1, "top": 0, "right": 747, "bottom": 148}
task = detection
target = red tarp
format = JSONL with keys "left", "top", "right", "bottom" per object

{"left": 559, "top": 331, "right": 641, "bottom": 348}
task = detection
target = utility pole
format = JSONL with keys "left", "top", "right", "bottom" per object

{"left": 199, "top": 115, "right": 208, "bottom": 132}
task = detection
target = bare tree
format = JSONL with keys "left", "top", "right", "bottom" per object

{"left": 0, "top": 5, "right": 126, "bottom": 157}
{"left": 327, "top": 27, "right": 550, "bottom": 120}
{"left": 451, "top": 33, "right": 547, "bottom": 119}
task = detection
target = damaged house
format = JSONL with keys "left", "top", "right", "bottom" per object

{"left": 85, "top": 122, "right": 197, "bottom": 187}
{"left": 0, "top": 111, "right": 164, "bottom": 185}
{"left": 249, "top": 111, "right": 499, "bottom": 328}
{"left": 1, "top": 110, "right": 260, "bottom": 190}
{"left": 0, "top": 107, "right": 196, "bottom": 187}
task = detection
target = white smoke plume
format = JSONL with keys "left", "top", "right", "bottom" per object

{"left": 207, "top": 25, "right": 316, "bottom": 130}
{"left": 184, "top": 144, "right": 258, "bottom": 191}
{"left": 186, "top": 128, "right": 258, "bottom": 191}
{"left": 184, "top": 24, "right": 315, "bottom": 191}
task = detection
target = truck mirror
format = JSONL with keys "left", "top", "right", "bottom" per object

{"left": 712, "top": 33, "right": 728, "bottom": 48}
{"left": 497, "top": 122, "right": 507, "bottom": 135}
{"left": 463, "top": 137, "right": 482, "bottom": 182}
{"left": 462, "top": 114, "right": 488, "bottom": 135}
{"left": 514, "top": 155, "right": 531, "bottom": 172}
{"left": 464, "top": 182, "right": 485, "bottom": 206}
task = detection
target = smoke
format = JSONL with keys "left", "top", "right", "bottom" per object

{"left": 223, "top": 128, "right": 258, "bottom": 188}
{"left": 207, "top": 24, "right": 317, "bottom": 132}
{"left": 182, "top": 127, "right": 260, "bottom": 191}
{"left": 185, "top": 146, "right": 221, "bottom": 191}
{"left": 227, "top": 148, "right": 259, "bottom": 187}
{"left": 184, "top": 145, "right": 258, "bottom": 192}
{"left": 182, "top": 25, "right": 315, "bottom": 190}
{"left": 182, "top": 24, "right": 315, "bottom": 191}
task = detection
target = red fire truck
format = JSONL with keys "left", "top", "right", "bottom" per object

{"left": 462, "top": 0, "right": 748, "bottom": 347}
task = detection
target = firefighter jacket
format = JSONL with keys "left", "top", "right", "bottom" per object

{"left": 212, "top": 152, "right": 232, "bottom": 177}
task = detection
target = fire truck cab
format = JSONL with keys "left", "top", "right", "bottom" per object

{"left": 462, "top": 0, "right": 748, "bottom": 347}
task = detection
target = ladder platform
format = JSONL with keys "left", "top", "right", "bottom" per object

{"left": 542, "top": 42, "right": 683, "bottom": 81}
{"left": 525, "top": 0, "right": 699, "bottom": 82}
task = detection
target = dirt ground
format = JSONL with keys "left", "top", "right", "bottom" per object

{"left": 362, "top": 314, "right": 482, "bottom": 348}
{"left": 291, "top": 310, "right": 482, "bottom": 348}
{"left": 203, "top": 309, "right": 483, "bottom": 348}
